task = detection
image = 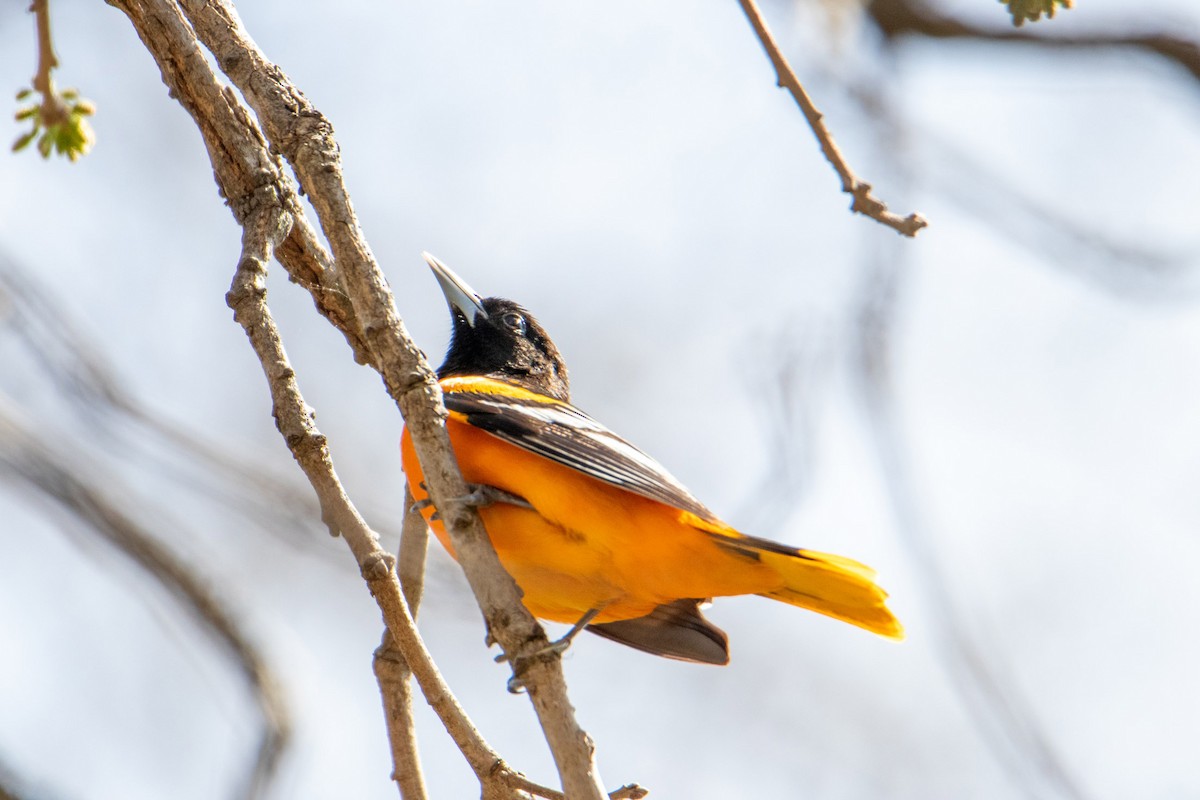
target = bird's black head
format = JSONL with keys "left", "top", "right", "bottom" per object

{"left": 424, "top": 253, "right": 570, "bottom": 401}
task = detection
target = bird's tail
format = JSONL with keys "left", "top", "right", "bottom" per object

{"left": 712, "top": 532, "right": 904, "bottom": 640}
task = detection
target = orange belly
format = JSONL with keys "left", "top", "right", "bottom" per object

{"left": 400, "top": 418, "right": 781, "bottom": 624}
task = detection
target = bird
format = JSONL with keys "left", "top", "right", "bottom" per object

{"left": 400, "top": 253, "right": 903, "bottom": 665}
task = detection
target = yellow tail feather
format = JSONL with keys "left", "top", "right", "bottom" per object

{"left": 757, "top": 546, "right": 904, "bottom": 640}
{"left": 684, "top": 512, "right": 904, "bottom": 640}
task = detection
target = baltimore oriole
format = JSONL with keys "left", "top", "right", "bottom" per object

{"left": 400, "top": 253, "right": 903, "bottom": 665}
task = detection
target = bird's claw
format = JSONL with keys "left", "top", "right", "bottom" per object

{"left": 410, "top": 484, "right": 531, "bottom": 521}
{"left": 494, "top": 636, "right": 572, "bottom": 665}
{"left": 458, "top": 483, "right": 533, "bottom": 510}
{"left": 497, "top": 634, "right": 573, "bottom": 695}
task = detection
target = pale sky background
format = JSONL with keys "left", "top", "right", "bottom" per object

{"left": 1, "top": 0, "right": 1199, "bottom": 798}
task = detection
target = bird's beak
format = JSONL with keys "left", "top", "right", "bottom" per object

{"left": 423, "top": 251, "right": 488, "bottom": 327}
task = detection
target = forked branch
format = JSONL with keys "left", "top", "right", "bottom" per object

{"left": 106, "top": 0, "right": 624, "bottom": 796}
{"left": 374, "top": 492, "right": 431, "bottom": 800}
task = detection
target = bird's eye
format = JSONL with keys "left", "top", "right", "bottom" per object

{"left": 502, "top": 312, "right": 526, "bottom": 335}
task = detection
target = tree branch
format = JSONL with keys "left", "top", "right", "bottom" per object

{"left": 168, "top": 1, "right": 610, "bottom": 795}
{"left": 374, "top": 631, "right": 429, "bottom": 800}
{"left": 736, "top": 0, "right": 928, "bottom": 237}
{"left": 397, "top": 487, "right": 432, "bottom": 615}
{"left": 373, "top": 491, "right": 431, "bottom": 800}
{"left": 225, "top": 197, "right": 504, "bottom": 780}
{"left": 105, "top": 1, "right": 627, "bottom": 794}
{"left": 869, "top": 0, "right": 1200, "bottom": 83}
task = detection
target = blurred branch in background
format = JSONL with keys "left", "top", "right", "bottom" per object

{"left": 851, "top": 250, "right": 1091, "bottom": 800}
{"left": 0, "top": 250, "right": 370, "bottom": 553}
{"left": 734, "top": 321, "right": 833, "bottom": 534}
{"left": 859, "top": 0, "right": 1200, "bottom": 299}
{"left": 0, "top": 398, "right": 290, "bottom": 800}
{"left": 742, "top": 3, "right": 1200, "bottom": 793}
{"left": 0, "top": 750, "right": 65, "bottom": 800}
{"left": 838, "top": 78, "right": 1200, "bottom": 300}
{"left": 869, "top": 0, "right": 1200, "bottom": 83}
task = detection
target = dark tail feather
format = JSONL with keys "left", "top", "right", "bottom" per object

{"left": 587, "top": 599, "right": 729, "bottom": 665}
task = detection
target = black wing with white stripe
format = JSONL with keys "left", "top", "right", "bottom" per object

{"left": 444, "top": 391, "right": 717, "bottom": 521}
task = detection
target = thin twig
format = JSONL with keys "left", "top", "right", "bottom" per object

{"left": 499, "top": 774, "right": 649, "bottom": 800}
{"left": 736, "top": 0, "right": 927, "bottom": 237}
{"left": 375, "top": 628, "right": 429, "bottom": 800}
{"left": 374, "top": 491, "right": 432, "bottom": 800}
{"left": 397, "top": 487, "right": 431, "bottom": 615}
{"left": 30, "top": 0, "right": 69, "bottom": 127}
{"left": 31, "top": 0, "right": 58, "bottom": 90}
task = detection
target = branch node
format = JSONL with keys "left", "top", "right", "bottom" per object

{"left": 362, "top": 551, "right": 396, "bottom": 582}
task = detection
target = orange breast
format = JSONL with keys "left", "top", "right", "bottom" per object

{"left": 400, "top": 417, "right": 781, "bottom": 624}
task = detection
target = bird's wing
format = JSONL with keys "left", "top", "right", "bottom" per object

{"left": 441, "top": 377, "right": 717, "bottom": 521}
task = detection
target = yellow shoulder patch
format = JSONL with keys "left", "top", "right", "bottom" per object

{"left": 439, "top": 375, "right": 566, "bottom": 406}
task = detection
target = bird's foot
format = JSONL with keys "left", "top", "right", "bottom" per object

{"left": 458, "top": 483, "right": 533, "bottom": 510}
{"left": 497, "top": 608, "right": 604, "bottom": 693}
{"left": 409, "top": 482, "right": 531, "bottom": 522}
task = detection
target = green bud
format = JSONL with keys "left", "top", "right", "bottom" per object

{"left": 12, "top": 129, "right": 37, "bottom": 152}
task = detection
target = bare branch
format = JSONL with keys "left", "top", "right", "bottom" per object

{"left": 374, "top": 492, "right": 431, "bottom": 800}
{"left": 491, "top": 773, "right": 649, "bottom": 800}
{"left": 224, "top": 192, "right": 504, "bottom": 773}
{"left": 374, "top": 629, "right": 429, "bottom": 800}
{"left": 397, "top": 487, "right": 432, "bottom": 615}
{"left": 736, "top": 0, "right": 928, "bottom": 237}
{"left": 30, "top": 0, "right": 67, "bottom": 126}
